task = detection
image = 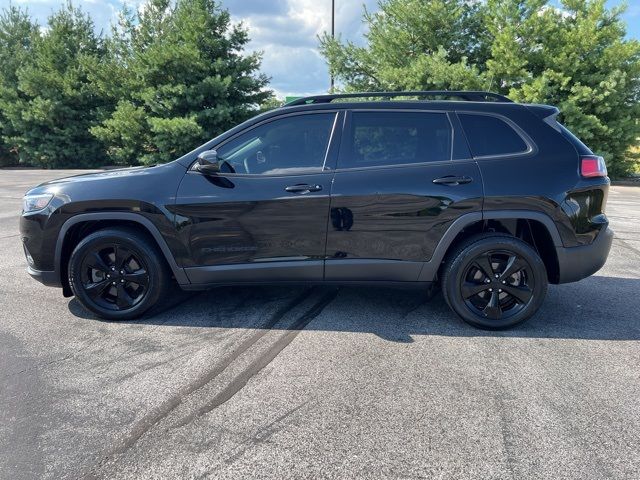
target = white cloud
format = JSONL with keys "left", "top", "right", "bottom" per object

{"left": 233, "top": 0, "right": 377, "bottom": 96}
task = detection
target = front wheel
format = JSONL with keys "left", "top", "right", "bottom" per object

{"left": 442, "top": 234, "right": 548, "bottom": 329}
{"left": 68, "top": 228, "right": 170, "bottom": 320}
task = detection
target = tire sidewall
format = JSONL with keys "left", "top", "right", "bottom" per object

{"left": 69, "top": 230, "right": 165, "bottom": 321}
{"left": 444, "top": 236, "right": 548, "bottom": 329}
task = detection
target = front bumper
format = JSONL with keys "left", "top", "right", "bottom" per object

{"left": 556, "top": 227, "right": 614, "bottom": 284}
{"left": 27, "top": 266, "right": 62, "bottom": 287}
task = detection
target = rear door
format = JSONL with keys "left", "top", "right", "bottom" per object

{"left": 174, "top": 111, "right": 342, "bottom": 284}
{"left": 325, "top": 109, "right": 483, "bottom": 282}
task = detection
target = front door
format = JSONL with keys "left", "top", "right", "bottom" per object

{"left": 174, "top": 111, "right": 341, "bottom": 284}
{"left": 325, "top": 109, "right": 483, "bottom": 282}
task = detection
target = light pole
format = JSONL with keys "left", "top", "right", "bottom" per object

{"left": 330, "top": 0, "right": 335, "bottom": 91}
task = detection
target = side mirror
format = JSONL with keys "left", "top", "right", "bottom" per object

{"left": 196, "top": 150, "right": 220, "bottom": 174}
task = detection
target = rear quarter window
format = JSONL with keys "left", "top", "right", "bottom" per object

{"left": 459, "top": 113, "right": 529, "bottom": 157}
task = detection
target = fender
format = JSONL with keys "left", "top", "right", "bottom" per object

{"left": 417, "top": 209, "right": 563, "bottom": 281}
{"left": 54, "top": 212, "right": 190, "bottom": 285}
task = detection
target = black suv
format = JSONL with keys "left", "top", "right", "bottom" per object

{"left": 20, "top": 91, "right": 613, "bottom": 329}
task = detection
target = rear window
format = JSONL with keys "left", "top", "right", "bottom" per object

{"left": 459, "top": 113, "right": 529, "bottom": 157}
{"left": 342, "top": 111, "right": 452, "bottom": 168}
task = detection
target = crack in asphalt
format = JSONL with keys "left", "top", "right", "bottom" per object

{"left": 82, "top": 287, "right": 327, "bottom": 478}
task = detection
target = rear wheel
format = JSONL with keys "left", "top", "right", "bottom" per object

{"left": 442, "top": 234, "right": 548, "bottom": 329}
{"left": 69, "top": 228, "right": 170, "bottom": 320}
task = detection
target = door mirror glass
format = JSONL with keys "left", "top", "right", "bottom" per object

{"left": 196, "top": 150, "right": 220, "bottom": 173}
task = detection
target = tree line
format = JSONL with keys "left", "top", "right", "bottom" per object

{"left": 0, "top": 0, "right": 271, "bottom": 168}
{"left": 0, "top": 0, "right": 638, "bottom": 177}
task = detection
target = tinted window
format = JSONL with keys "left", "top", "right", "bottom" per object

{"left": 459, "top": 114, "right": 528, "bottom": 157}
{"left": 216, "top": 113, "right": 336, "bottom": 175}
{"left": 343, "top": 111, "right": 452, "bottom": 168}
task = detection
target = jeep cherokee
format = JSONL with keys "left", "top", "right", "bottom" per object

{"left": 20, "top": 90, "right": 613, "bottom": 329}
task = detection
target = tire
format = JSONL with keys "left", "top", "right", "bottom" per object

{"left": 68, "top": 227, "right": 171, "bottom": 320}
{"left": 442, "top": 234, "right": 548, "bottom": 329}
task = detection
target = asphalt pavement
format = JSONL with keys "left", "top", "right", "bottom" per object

{"left": 1, "top": 169, "right": 639, "bottom": 479}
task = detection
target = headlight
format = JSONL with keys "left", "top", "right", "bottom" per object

{"left": 23, "top": 193, "right": 54, "bottom": 213}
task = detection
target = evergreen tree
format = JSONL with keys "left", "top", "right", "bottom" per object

{"left": 0, "top": 6, "right": 37, "bottom": 165}
{"left": 1, "top": 3, "right": 108, "bottom": 168}
{"left": 92, "top": 0, "right": 271, "bottom": 166}
{"left": 486, "top": 0, "right": 640, "bottom": 177}
{"left": 319, "top": 0, "right": 490, "bottom": 92}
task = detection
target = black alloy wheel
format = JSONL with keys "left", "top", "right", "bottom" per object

{"left": 69, "top": 228, "right": 170, "bottom": 320}
{"left": 80, "top": 244, "right": 150, "bottom": 311}
{"left": 442, "top": 234, "right": 548, "bottom": 329}
{"left": 461, "top": 250, "right": 533, "bottom": 321}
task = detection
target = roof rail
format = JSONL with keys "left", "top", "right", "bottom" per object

{"left": 285, "top": 90, "right": 512, "bottom": 106}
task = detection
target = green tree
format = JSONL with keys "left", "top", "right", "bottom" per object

{"left": 321, "top": 0, "right": 640, "bottom": 177}
{"left": 319, "top": 0, "right": 490, "bottom": 92}
{"left": 0, "top": 6, "right": 37, "bottom": 165}
{"left": 486, "top": 0, "right": 640, "bottom": 178}
{"left": 0, "top": 3, "right": 108, "bottom": 168}
{"left": 92, "top": 0, "right": 272, "bottom": 166}
{"left": 259, "top": 96, "right": 285, "bottom": 113}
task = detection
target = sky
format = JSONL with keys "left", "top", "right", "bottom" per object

{"left": 2, "top": 0, "right": 639, "bottom": 97}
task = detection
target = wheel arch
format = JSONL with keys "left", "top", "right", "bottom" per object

{"left": 55, "top": 213, "right": 189, "bottom": 294}
{"left": 418, "top": 210, "right": 562, "bottom": 283}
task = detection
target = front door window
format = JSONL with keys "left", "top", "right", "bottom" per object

{"left": 216, "top": 113, "right": 337, "bottom": 175}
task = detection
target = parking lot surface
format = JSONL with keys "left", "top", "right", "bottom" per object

{"left": 1, "top": 169, "right": 639, "bottom": 479}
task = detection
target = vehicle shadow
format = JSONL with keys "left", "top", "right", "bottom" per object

{"left": 68, "top": 275, "right": 640, "bottom": 342}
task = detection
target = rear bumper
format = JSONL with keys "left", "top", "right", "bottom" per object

{"left": 27, "top": 266, "right": 62, "bottom": 288}
{"left": 556, "top": 227, "right": 613, "bottom": 284}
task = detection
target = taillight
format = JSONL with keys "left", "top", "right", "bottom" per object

{"left": 580, "top": 155, "right": 607, "bottom": 178}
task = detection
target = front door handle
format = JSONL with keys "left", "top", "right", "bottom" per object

{"left": 432, "top": 175, "right": 473, "bottom": 186}
{"left": 285, "top": 184, "right": 322, "bottom": 194}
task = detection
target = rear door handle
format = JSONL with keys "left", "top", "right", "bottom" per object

{"left": 432, "top": 175, "right": 473, "bottom": 186}
{"left": 284, "top": 184, "right": 322, "bottom": 194}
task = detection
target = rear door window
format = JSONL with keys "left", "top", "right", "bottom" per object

{"left": 341, "top": 111, "right": 452, "bottom": 168}
{"left": 458, "top": 113, "right": 529, "bottom": 157}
